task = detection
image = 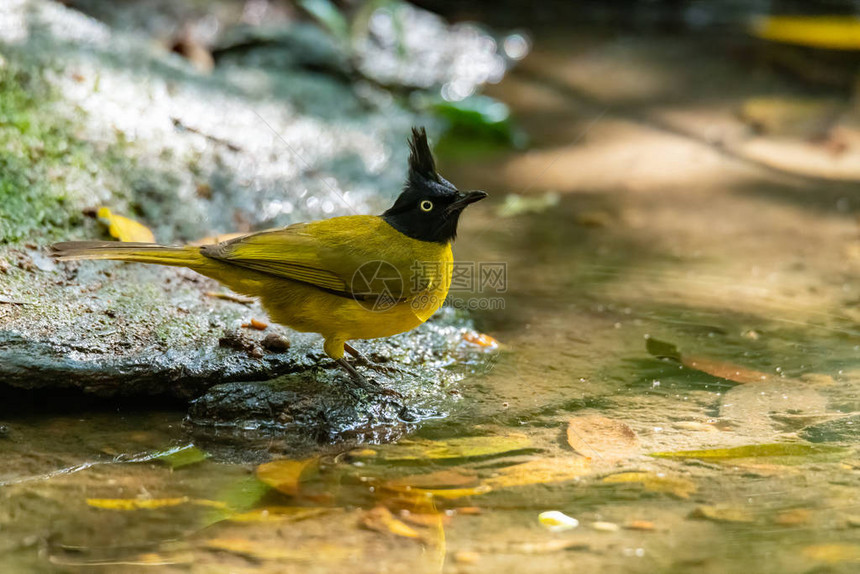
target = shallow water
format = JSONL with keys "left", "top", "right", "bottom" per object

{"left": 4, "top": 26, "right": 860, "bottom": 574}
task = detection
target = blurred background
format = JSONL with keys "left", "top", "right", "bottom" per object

{"left": 2, "top": 1, "right": 860, "bottom": 573}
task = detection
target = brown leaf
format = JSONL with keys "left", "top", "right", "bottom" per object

{"left": 484, "top": 457, "right": 591, "bottom": 489}
{"left": 602, "top": 471, "right": 697, "bottom": 499}
{"left": 566, "top": 415, "right": 639, "bottom": 461}
{"left": 682, "top": 356, "right": 770, "bottom": 384}
{"left": 689, "top": 505, "right": 756, "bottom": 523}
{"left": 256, "top": 458, "right": 316, "bottom": 496}
{"left": 359, "top": 506, "right": 423, "bottom": 540}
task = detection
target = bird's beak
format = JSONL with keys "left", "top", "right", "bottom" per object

{"left": 447, "top": 190, "right": 488, "bottom": 214}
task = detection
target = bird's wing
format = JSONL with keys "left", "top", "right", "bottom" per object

{"left": 200, "top": 216, "right": 420, "bottom": 299}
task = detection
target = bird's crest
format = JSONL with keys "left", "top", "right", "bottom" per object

{"left": 408, "top": 127, "right": 439, "bottom": 182}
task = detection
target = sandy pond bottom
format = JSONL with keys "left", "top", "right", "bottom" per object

{"left": 3, "top": 29, "right": 860, "bottom": 574}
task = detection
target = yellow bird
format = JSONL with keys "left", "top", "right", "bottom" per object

{"left": 52, "top": 127, "right": 487, "bottom": 391}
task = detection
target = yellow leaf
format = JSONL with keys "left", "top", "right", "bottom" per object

{"left": 204, "top": 538, "right": 349, "bottom": 561}
{"left": 384, "top": 484, "right": 493, "bottom": 500}
{"left": 682, "top": 355, "right": 770, "bottom": 384}
{"left": 752, "top": 16, "right": 860, "bottom": 51}
{"left": 650, "top": 443, "right": 845, "bottom": 460}
{"left": 256, "top": 458, "right": 316, "bottom": 496}
{"left": 803, "top": 543, "right": 860, "bottom": 563}
{"left": 566, "top": 415, "right": 639, "bottom": 461}
{"left": 355, "top": 434, "right": 532, "bottom": 463}
{"left": 484, "top": 457, "right": 591, "bottom": 489}
{"left": 227, "top": 506, "right": 329, "bottom": 523}
{"left": 87, "top": 497, "right": 187, "bottom": 510}
{"left": 359, "top": 506, "right": 422, "bottom": 540}
{"left": 689, "top": 505, "right": 756, "bottom": 523}
{"left": 602, "top": 472, "right": 697, "bottom": 499}
{"left": 96, "top": 207, "right": 155, "bottom": 243}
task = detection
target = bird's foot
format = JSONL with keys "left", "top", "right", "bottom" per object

{"left": 335, "top": 358, "right": 403, "bottom": 399}
{"left": 343, "top": 343, "right": 411, "bottom": 377}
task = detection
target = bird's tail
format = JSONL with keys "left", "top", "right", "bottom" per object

{"left": 51, "top": 241, "right": 206, "bottom": 268}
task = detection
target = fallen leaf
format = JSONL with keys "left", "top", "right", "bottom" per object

{"left": 205, "top": 291, "right": 254, "bottom": 305}
{"left": 566, "top": 415, "right": 639, "bottom": 461}
{"left": 227, "top": 506, "right": 329, "bottom": 523}
{"left": 256, "top": 458, "right": 317, "bottom": 496}
{"left": 204, "top": 538, "right": 348, "bottom": 561}
{"left": 87, "top": 497, "right": 227, "bottom": 511}
{"left": 242, "top": 318, "right": 268, "bottom": 330}
{"left": 602, "top": 472, "right": 697, "bottom": 499}
{"left": 802, "top": 543, "right": 860, "bottom": 563}
{"left": 96, "top": 207, "right": 155, "bottom": 243}
{"left": 650, "top": 443, "right": 845, "bottom": 460}
{"left": 355, "top": 435, "right": 532, "bottom": 463}
{"left": 462, "top": 331, "right": 500, "bottom": 348}
{"left": 752, "top": 16, "right": 860, "bottom": 50}
{"left": 359, "top": 506, "right": 422, "bottom": 540}
{"left": 484, "top": 457, "right": 591, "bottom": 489}
{"left": 690, "top": 505, "right": 755, "bottom": 523}
{"left": 682, "top": 356, "right": 770, "bottom": 384}
{"left": 623, "top": 520, "right": 657, "bottom": 531}
{"left": 385, "top": 469, "right": 480, "bottom": 490}
{"left": 774, "top": 508, "right": 811, "bottom": 526}
{"left": 156, "top": 444, "right": 208, "bottom": 469}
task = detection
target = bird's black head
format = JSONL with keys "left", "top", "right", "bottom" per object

{"left": 382, "top": 127, "right": 487, "bottom": 244}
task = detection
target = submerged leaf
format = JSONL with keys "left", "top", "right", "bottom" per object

{"left": 228, "top": 506, "right": 329, "bottom": 523}
{"left": 96, "top": 207, "right": 155, "bottom": 243}
{"left": 204, "top": 537, "right": 349, "bottom": 561}
{"left": 690, "top": 505, "right": 756, "bottom": 523}
{"left": 484, "top": 457, "right": 591, "bottom": 489}
{"left": 602, "top": 472, "right": 697, "bottom": 499}
{"left": 649, "top": 443, "right": 845, "bottom": 460}
{"left": 359, "top": 506, "right": 423, "bottom": 540}
{"left": 682, "top": 356, "right": 770, "bottom": 384}
{"left": 566, "top": 415, "right": 639, "bottom": 461}
{"left": 256, "top": 458, "right": 317, "bottom": 496}
{"left": 87, "top": 497, "right": 227, "bottom": 511}
{"left": 802, "top": 543, "right": 860, "bottom": 563}
{"left": 355, "top": 435, "right": 532, "bottom": 463}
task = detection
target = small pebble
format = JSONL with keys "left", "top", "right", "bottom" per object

{"left": 591, "top": 521, "right": 620, "bottom": 532}
{"left": 261, "top": 333, "right": 291, "bottom": 353}
{"left": 538, "top": 510, "right": 579, "bottom": 532}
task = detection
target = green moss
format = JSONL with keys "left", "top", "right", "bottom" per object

{"left": 0, "top": 60, "right": 132, "bottom": 245}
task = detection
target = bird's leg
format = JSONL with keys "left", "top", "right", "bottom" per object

{"left": 335, "top": 357, "right": 402, "bottom": 398}
{"left": 344, "top": 342, "right": 404, "bottom": 375}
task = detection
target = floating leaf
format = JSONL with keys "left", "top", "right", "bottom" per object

{"left": 538, "top": 511, "right": 579, "bottom": 532}
{"left": 156, "top": 444, "right": 209, "bottom": 469}
{"left": 690, "top": 505, "right": 756, "bottom": 523}
{"left": 256, "top": 458, "right": 317, "bottom": 496}
{"left": 752, "top": 16, "right": 860, "bottom": 51}
{"left": 602, "top": 472, "right": 697, "bottom": 499}
{"left": 566, "top": 415, "right": 639, "bottom": 461}
{"left": 355, "top": 435, "right": 532, "bottom": 463}
{"left": 359, "top": 506, "right": 422, "bottom": 540}
{"left": 650, "top": 443, "right": 845, "bottom": 460}
{"left": 484, "top": 457, "right": 591, "bottom": 489}
{"left": 96, "top": 207, "right": 155, "bottom": 243}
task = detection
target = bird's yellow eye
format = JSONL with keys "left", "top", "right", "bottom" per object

{"left": 420, "top": 200, "right": 433, "bottom": 212}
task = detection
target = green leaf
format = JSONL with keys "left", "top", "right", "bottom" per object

{"left": 354, "top": 434, "right": 533, "bottom": 464}
{"left": 649, "top": 443, "right": 845, "bottom": 460}
{"left": 645, "top": 337, "right": 681, "bottom": 361}
{"left": 156, "top": 444, "right": 209, "bottom": 469}
{"left": 300, "top": 0, "right": 349, "bottom": 43}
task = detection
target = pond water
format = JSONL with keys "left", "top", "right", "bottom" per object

{"left": 3, "top": 26, "right": 860, "bottom": 574}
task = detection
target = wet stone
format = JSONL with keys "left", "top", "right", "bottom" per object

{"left": 799, "top": 415, "right": 860, "bottom": 443}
